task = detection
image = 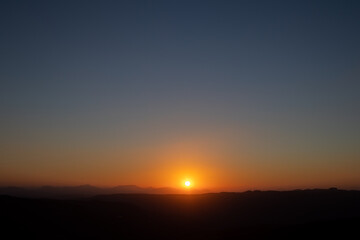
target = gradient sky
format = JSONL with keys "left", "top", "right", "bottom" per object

{"left": 1, "top": 0, "right": 359, "bottom": 190}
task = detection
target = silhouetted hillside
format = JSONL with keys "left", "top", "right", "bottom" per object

{"left": 0, "top": 185, "right": 208, "bottom": 198}
{"left": 1, "top": 189, "right": 360, "bottom": 239}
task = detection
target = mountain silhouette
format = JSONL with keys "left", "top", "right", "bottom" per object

{"left": 0, "top": 185, "right": 208, "bottom": 198}
{"left": 1, "top": 189, "right": 360, "bottom": 239}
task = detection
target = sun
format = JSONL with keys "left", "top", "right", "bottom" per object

{"left": 184, "top": 180, "right": 191, "bottom": 187}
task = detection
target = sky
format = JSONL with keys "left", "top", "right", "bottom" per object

{"left": 1, "top": 0, "right": 360, "bottom": 190}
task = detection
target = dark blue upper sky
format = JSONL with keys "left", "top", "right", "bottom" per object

{"left": 1, "top": 0, "right": 359, "bottom": 188}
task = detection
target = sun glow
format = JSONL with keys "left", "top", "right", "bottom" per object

{"left": 184, "top": 180, "right": 191, "bottom": 187}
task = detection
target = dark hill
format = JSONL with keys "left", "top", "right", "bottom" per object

{"left": 0, "top": 185, "right": 207, "bottom": 198}
{"left": 1, "top": 189, "right": 360, "bottom": 239}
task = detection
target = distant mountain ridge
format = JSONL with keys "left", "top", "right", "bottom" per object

{"left": 0, "top": 185, "right": 208, "bottom": 198}
{"left": 2, "top": 189, "right": 360, "bottom": 239}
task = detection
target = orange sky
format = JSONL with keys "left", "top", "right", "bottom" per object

{"left": 1, "top": 1, "right": 360, "bottom": 191}
{"left": 1, "top": 131, "right": 359, "bottom": 190}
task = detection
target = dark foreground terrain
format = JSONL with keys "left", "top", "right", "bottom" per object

{"left": 1, "top": 189, "right": 360, "bottom": 239}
